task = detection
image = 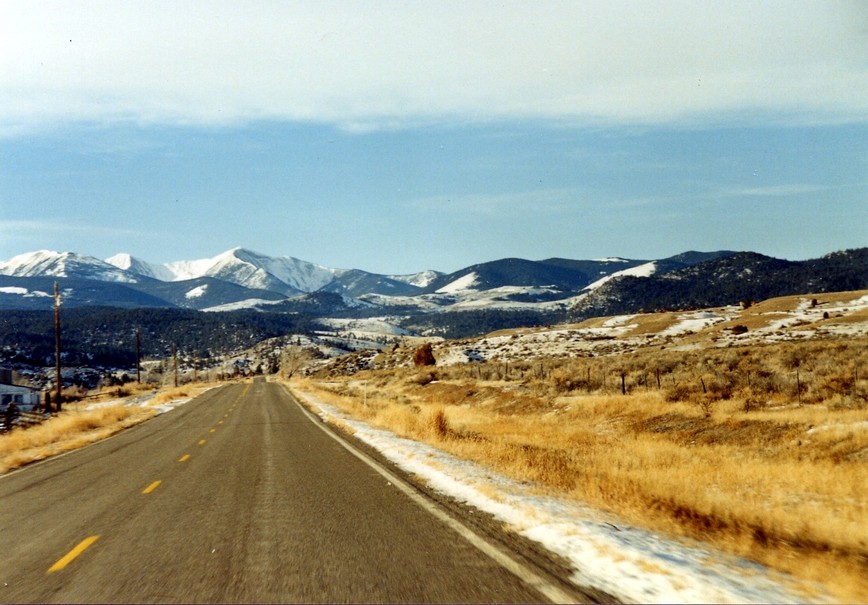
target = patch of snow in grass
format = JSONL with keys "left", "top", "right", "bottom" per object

{"left": 603, "top": 314, "right": 637, "bottom": 327}
{"left": 293, "top": 389, "right": 830, "bottom": 604}
{"left": 82, "top": 389, "right": 215, "bottom": 414}
{"left": 660, "top": 312, "right": 726, "bottom": 337}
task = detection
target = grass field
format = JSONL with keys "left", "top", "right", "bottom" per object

{"left": 0, "top": 383, "right": 207, "bottom": 475}
{"left": 296, "top": 334, "right": 868, "bottom": 601}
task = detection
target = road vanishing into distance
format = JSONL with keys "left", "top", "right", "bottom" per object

{"left": 0, "top": 379, "right": 591, "bottom": 603}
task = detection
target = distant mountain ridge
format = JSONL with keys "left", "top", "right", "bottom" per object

{"left": 568, "top": 249, "right": 868, "bottom": 318}
{"left": 1, "top": 247, "right": 866, "bottom": 328}
{"left": 1, "top": 250, "right": 138, "bottom": 283}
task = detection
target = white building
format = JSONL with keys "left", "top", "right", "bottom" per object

{"left": 0, "top": 383, "right": 42, "bottom": 411}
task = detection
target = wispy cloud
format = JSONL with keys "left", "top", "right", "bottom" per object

{"left": 722, "top": 184, "right": 829, "bottom": 198}
{"left": 0, "top": 220, "right": 141, "bottom": 238}
{"left": 0, "top": 2, "right": 865, "bottom": 134}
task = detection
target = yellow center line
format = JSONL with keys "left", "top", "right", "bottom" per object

{"left": 48, "top": 535, "right": 100, "bottom": 573}
{"left": 198, "top": 439, "right": 206, "bottom": 446}
{"left": 209, "top": 428, "right": 216, "bottom": 433}
{"left": 142, "top": 480, "right": 162, "bottom": 494}
{"left": 218, "top": 420, "right": 223, "bottom": 425}
{"left": 178, "top": 454, "right": 191, "bottom": 462}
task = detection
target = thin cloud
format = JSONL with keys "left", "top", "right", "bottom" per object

{"left": 0, "top": 220, "right": 141, "bottom": 239}
{"left": 723, "top": 184, "right": 830, "bottom": 198}
{"left": 0, "top": 1, "right": 865, "bottom": 134}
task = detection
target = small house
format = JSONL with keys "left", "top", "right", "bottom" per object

{"left": 0, "top": 371, "right": 41, "bottom": 412}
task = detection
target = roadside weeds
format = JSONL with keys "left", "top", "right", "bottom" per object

{"left": 0, "top": 383, "right": 214, "bottom": 475}
{"left": 290, "top": 344, "right": 868, "bottom": 603}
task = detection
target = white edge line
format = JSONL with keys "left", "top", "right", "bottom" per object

{"left": 280, "top": 383, "right": 580, "bottom": 605}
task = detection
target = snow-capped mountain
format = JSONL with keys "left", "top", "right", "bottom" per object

{"left": 389, "top": 270, "right": 442, "bottom": 289}
{"left": 2, "top": 247, "right": 866, "bottom": 327}
{"left": 132, "top": 247, "right": 336, "bottom": 296}
{"left": 105, "top": 253, "right": 175, "bottom": 281}
{"left": 0, "top": 250, "right": 139, "bottom": 283}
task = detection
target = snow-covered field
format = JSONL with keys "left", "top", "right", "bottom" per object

{"left": 318, "top": 317, "right": 412, "bottom": 337}
{"left": 292, "top": 388, "right": 832, "bottom": 604}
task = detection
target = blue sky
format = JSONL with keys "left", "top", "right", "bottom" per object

{"left": 1, "top": 2, "right": 866, "bottom": 274}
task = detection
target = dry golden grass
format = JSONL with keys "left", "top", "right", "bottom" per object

{"left": 291, "top": 335, "right": 868, "bottom": 601}
{"left": 0, "top": 405, "right": 156, "bottom": 474}
{"left": 0, "top": 382, "right": 216, "bottom": 475}
{"left": 55, "top": 380, "right": 158, "bottom": 406}
{"left": 149, "top": 385, "right": 196, "bottom": 406}
{"left": 622, "top": 312, "right": 685, "bottom": 337}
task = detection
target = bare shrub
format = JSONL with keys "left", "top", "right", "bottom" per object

{"left": 408, "top": 370, "right": 438, "bottom": 386}
{"left": 425, "top": 407, "right": 450, "bottom": 440}
{"left": 551, "top": 367, "right": 580, "bottom": 393}
{"left": 664, "top": 381, "right": 696, "bottom": 402}
{"left": 697, "top": 395, "right": 715, "bottom": 417}
{"left": 706, "top": 375, "right": 734, "bottom": 400}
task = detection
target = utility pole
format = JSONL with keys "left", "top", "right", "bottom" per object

{"left": 54, "top": 282, "right": 61, "bottom": 413}
{"left": 135, "top": 329, "right": 141, "bottom": 384}
{"left": 173, "top": 344, "right": 178, "bottom": 388}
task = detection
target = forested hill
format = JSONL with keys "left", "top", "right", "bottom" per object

{"left": 0, "top": 307, "right": 317, "bottom": 367}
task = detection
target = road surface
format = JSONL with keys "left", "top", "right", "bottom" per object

{"left": 0, "top": 379, "right": 587, "bottom": 603}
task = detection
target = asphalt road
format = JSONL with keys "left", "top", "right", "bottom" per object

{"left": 0, "top": 379, "right": 578, "bottom": 603}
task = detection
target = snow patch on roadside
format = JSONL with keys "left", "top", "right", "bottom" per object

{"left": 82, "top": 390, "right": 207, "bottom": 414}
{"left": 292, "top": 388, "right": 831, "bottom": 604}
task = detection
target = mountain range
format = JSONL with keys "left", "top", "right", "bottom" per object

{"left": 0, "top": 247, "right": 714, "bottom": 311}
{"left": 1, "top": 247, "right": 866, "bottom": 326}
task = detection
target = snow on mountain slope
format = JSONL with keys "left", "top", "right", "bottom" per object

{"left": 0, "top": 285, "right": 51, "bottom": 298}
{"left": 389, "top": 270, "right": 441, "bottom": 289}
{"left": 584, "top": 261, "right": 657, "bottom": 291}
{"left": 0, "top": 250, "right": 138, "bottom": 283}
{"left": 593, "top": 257, "right": 631, "bottom": 263}
{"left": 105, "top": 253, "right": 175, "bottom": 281}
{"left": 436, "top": 271, "right": 479, "bottom": 294}
{"left": 163, "top": 256, "right": 217, "bottom": 281}
{"left": 185, "top": 284, "right": 208, "bottom": 299}
{"left": 162, "top": 247, "right": 335, "bottom": 294}
{"left": 319, "top": 317, "right": 412, "bottom": 337}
